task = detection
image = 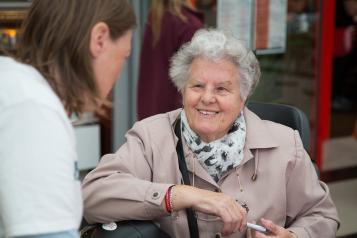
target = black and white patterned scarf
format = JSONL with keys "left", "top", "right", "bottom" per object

{"left": 180, "top": 110, "right": 246, "bottom": 182}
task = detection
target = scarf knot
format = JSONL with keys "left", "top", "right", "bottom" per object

{"left": 180, "top": 110, "right": 246, "bottom": 182}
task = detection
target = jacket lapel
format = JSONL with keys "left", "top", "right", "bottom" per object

{"left": 169, "top": 109, "right": 219, "bottom": 187}
{"left": 184, "top": 142, "right": 219, "bottom": 187}
{"left": 169, "top": 107, "right": 280, "bottom": 187}
{"left": 244, "top": 107, "right": 279, "bottom": 150}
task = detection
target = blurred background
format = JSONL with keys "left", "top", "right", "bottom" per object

{"left": 0, "top": 0, "right": 356, "bottom": 237}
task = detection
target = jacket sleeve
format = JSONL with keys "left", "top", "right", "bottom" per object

{"left": 82, "top": 121, "right": 173, "bottom": 224}
{"left": 285, "top": 130, "right": 340, "bottom": 238}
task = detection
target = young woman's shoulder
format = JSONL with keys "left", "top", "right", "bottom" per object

{"left": 0, "top": 56, "right": 64, "bottom": 115}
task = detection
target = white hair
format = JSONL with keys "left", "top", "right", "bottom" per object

{"left": 169, "top": 28, "right": 261, "bottom": 101}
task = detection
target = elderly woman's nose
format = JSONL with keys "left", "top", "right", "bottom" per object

{"left": 201, "top": 89, "right": 216, "bottom": 104}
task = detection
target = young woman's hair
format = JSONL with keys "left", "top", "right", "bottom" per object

{"left": 150, "top": 0, "right": 187, "bottom": 45}
{"left": 16, "top": 0, "right": 136, "bottom": 114}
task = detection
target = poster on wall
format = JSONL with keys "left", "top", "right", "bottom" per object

{"left": 217, "top": 0, "right": 254, "bottom": 49}
{"left": 217, "top": 0, "right": 287, "bottom": 54}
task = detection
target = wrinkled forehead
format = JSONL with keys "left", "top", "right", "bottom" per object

{"left": 186, "top": 57, "right": 241, "bottom": 82}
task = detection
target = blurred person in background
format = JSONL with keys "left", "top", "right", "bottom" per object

{"left": 332, "top": 0, "right": 357, "bottom": 110}
{"left": 286, "top": 0, "right": 312, "bottom": 33}
{"left": 0, "top": 0, "right": 135, "bottom": 237}
{"left": 137, "top": 0, "right": 203, "bottom": 120}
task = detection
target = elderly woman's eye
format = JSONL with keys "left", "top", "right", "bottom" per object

{"left": 193, "top": 84, "right": 203, "bottom": 88}
{"left": 217, "top": 87, "right": 227, "bottom": 91}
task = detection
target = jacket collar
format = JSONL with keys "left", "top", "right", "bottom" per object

{"left": 168, "top": 107, "right": 279, "bottom": 187}
{"left": 235, "top": 107, "right": 279, "bottom": 170}
{"left": 168, "top": 109, "right": 218, "bottom": 186}
{"left": 169, "top": 108, "right": 182, "bottom": 145}
{"left": 243, "top": 106, "right": 279, "bottom": 150}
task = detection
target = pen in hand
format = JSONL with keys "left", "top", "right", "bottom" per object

{"left": 247, "top": 222, "right": 267, "bottom": 233}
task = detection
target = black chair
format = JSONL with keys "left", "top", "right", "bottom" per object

{"left": 247, "top": 101, "right": 311, "bottom": 153}
{"left": 81, "top": 220, "right": 170, "bottom": 238}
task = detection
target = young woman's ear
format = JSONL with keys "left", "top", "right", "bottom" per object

{"left": 89, "top": 22, "right": 110, "bottom": 58}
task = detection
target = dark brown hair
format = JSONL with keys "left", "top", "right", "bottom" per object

{"left": 16, "top": 0, "right": 136, "bottom": 114}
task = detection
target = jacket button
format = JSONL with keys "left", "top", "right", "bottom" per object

{"left": 152, "top": 191, "right": 160, "bottom": 199}
{"left": 215, "top": 233, "right": 222, "bottom": 238}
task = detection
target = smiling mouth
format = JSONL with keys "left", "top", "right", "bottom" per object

{"left": 196, "top": 109, "right": 219, "bottom": 116}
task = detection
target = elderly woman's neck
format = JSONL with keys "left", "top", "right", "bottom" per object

{"left": 199, "top": 132, "right": 228, "bottom": 143}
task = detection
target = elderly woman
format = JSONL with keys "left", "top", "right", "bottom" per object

{"left": 82, "top": 29, "right": 339, "bottom": 238}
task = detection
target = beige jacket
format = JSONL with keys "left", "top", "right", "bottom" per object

{"left": 82, "top": 108, "right": 339, "bottom": 238}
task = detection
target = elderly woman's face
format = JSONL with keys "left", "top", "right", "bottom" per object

{"left": 183, "top": 57, "right": 244, "bottom": 142}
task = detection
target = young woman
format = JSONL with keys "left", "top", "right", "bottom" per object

{"left": 0, "top": 0, "right": 136, "bottom": 237}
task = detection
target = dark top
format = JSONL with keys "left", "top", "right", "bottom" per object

{"left": 137, "top": 6, "right": 203, "bottom": 120}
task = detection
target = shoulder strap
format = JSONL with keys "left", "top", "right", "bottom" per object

{"left": 174, "top": 118, "right": 200, "bottom": 238}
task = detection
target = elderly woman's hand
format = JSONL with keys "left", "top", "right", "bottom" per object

{"left": 170, "top": 185, "right": 247, "bottom": 236}
{"left": 253, "top": 218, "right": 297, "bottom": 238}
